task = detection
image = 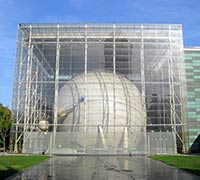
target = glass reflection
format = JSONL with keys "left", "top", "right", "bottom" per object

{"left": 10, "top": 156, "right": 199, "bottom": 180}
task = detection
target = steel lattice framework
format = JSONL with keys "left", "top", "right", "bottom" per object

{"left": 11, "top": 23, "right": 188, "bottom": 154}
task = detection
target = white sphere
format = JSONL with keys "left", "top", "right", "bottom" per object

{"left": 57, "top": 72, "right": 145, "bottom": 149}
{"left": 38, "top": 120, "right": 49, "bottom": 131}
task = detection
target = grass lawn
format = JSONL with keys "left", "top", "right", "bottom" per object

{"left": 0, "top": 155, "right": 50, "bottom": 179}
{"left": 150, "top": 155, "right": 200, "bottom": 177}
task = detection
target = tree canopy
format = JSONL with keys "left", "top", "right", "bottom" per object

{"left": 0, "top": 103, "right": 12, "bottom": 152}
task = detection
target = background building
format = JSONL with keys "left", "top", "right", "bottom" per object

{"left": 185, "top": 47, "right": 200, "bottom": 153}
{"left": 11, "top": 23, "right": 188, "bottom": 154}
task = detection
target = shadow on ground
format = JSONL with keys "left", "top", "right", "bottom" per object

{"left": 0, "top": 167, "right": 18, "bottom": 180}
{"left": 182, "top": 169, "right": 200, "bottom": 177}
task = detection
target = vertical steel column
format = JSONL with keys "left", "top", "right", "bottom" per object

{"left": 14, "top": 26, "right": 24, "bottom": 152}
{"left": 181, "top": 26, "right": 189, "bottom": 153}
{"left": 84, "top": 24, "right": 88, "bottom": 132}
{"left": 26, "top": 45, "right": 33, "bottom": 121}
{"left": 29, "top": 63, "right": 38, "bottom": 130}
{"left": 39, "top": 69, "right": 43, "bottom": 122}
{"left": 24, "top": 25, "right": 32, "bottom": 127}
{"left": 128, "top": 39, "right": 131, "bottom": 75}
{"left": 141, "top": 25, "right": 147, "bottom": 154}
{"left": 178, "top": 26, "right": 189, "bottom": 153}
{"left": 168, "top": 25, "right": 178, "bottom": 153}
{"left": 113, "top": 24, "right": 116, "bottom": 75}
{"left": 113, "top": 24, "right": 116, "bottom": 144}
{"left": 33, "top": 66, "right": 39, "bottom": 128}
{"left": 70, "top": 40, "right": 72, "bottom": 77}
{"left": 53, "top": 24, "right": 60, "bottom": 152}
{"left": 22, "top": 25, "right": 33, "bottom": 152}
{"left": 83, "top": 24, "right": 88, "bottom": 152}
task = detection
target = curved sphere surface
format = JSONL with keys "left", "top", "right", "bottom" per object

{"left": 38, "top": 120, "right": 49, "bottom": 131}
{"left": 57, "top": 72, "right": 145, "bottom": 150}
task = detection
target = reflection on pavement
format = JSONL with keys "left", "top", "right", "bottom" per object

{"left": 7, "top": 156, "right": 200, "bottom": 180}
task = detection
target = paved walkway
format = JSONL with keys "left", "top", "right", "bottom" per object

{"left": 6, "top": 156, "right": 200, "bottom": 180}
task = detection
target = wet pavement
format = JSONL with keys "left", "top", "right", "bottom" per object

{"left": 6, "top": 155, "right": 200, "bottom": 180}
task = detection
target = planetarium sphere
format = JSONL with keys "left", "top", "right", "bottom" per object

{"left": 57, "top": 71, "right": 145, "bottom": 149}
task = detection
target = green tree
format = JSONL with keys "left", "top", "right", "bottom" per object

{"left": 0, "top": 104, "right": 12, "bottom": 152}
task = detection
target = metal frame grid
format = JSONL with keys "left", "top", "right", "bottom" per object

{"left": 11, "top": 23, "right": 188, "bottom": 154}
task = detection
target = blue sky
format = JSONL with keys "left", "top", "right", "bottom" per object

{"left": 0, "top": 0, "right": 200, "bottom": 108}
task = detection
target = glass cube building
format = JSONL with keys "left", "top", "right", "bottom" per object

{"left": 11, "top": 23, "right": 188, "bottom": 154}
